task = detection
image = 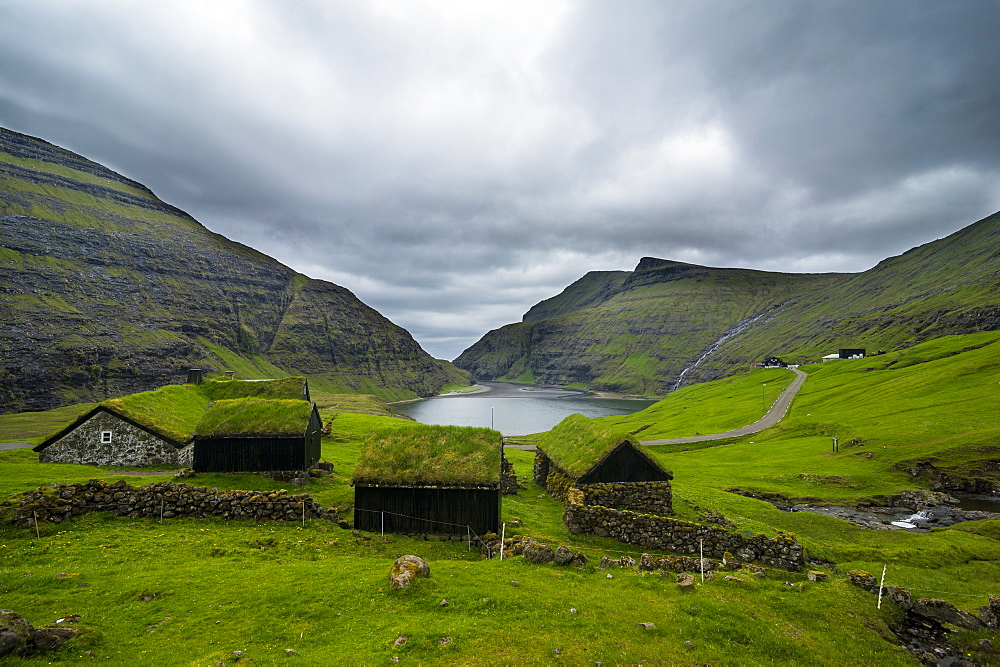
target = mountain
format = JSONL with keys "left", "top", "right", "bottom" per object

{"left": 454, "top": 212, "right": 1000, "bottom": 395}
{"left": 0, "top": 127, "right": 469, "bottom": 412}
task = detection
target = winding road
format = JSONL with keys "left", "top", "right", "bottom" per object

{"left": 638, "top": 367, "right": 807, "bottom": 446}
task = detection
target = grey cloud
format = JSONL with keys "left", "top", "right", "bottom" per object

{"left": 1, "top": 0, "right": 998, "bottom": 360}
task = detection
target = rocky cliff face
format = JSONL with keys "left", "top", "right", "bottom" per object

{"left": 455, "top": 211, "right": 1000, "bottom": 395}
{"left": 0, "top": 127, "right": 468, "bottom": 412}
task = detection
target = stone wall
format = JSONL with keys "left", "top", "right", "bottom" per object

{"left": 2, "top": 479, "right": 340, "bottom": 528}
{"left": 500, "top": 457, "right": 522, "bottom": 495}
{"left": 563, "top": 488, "right": 803, "bottom": 570}
{"left": 581, "top": 481, "right": 672, "bottom": 516}
{"left": 534, "top": 451, "right": 672, "bottom": 515}
{"left": 38, "top": 411, "right": 192, "bottom": 467}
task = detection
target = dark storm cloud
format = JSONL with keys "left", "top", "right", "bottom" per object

{"left": 1, "top": 0, "right": 998, "bottom": 359}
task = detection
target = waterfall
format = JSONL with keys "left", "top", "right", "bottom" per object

{"left": 669, "top": 303, "right": 788, "bottom": 392}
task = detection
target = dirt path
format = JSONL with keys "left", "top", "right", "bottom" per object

{"left": 639, "top": 367, "right": 808, "bottom": 447}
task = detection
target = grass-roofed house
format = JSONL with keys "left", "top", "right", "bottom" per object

{"left": 192, "top": 398, "right": 321, "bottom": 473}
{"left": 533, "top": 414, "right": 673, "bottom": 515}
{"left": 352, "top": 424, "right": 503, "bottom": 538}
{"left": 34, "top": 377, "right": 318, "bottom": 472}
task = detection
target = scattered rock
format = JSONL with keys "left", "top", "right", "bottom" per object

{"left": 439, "top": 637, "right": 452, "bottom": 646}
{"left": 724, "top": 575, "right": 741, "bottom": 582}
{"left": 598, "top": 556, "right": 616, "bottom": 570}
{"left": 389, "top": 555, "right": 430, "bottom": 591}
{"left": 979, "top": 638, "right": 992, "bottom": 650}
{"left": 675, "top": 573, "right": 695, "bottom": 590}
{"left": 569, "top": 608, "right": 577, "bottom": 614}
{"left": 807, "top": 571, "right": 829, "bottom": 582}
{"left": 847, "top": 569, "right": 879, "bottom": 592}
{"left": 683, "top": 640, "right": 694, "bottom": 648}
{"left": 606, "top": 574, "right": 613, "bottom": 579}
{"left": 619, "top": 556, "right": 636, "bottom": 568}
{"left": 439, "top": 599, "right": 449, "bottom": 607}
{"left": 284, "top": 648, "right": 298, "bottom": 655}
{"left": 393, "top": 636, "right": 407, "bottom": 647}
{"left": 638, "top": 622, "right": 655, "bottom": 630}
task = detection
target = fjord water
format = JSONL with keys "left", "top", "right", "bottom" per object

{"left": 392, "top": 382, "right": 657, "bottom": 436}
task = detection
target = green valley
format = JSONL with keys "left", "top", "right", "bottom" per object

{"left": 1, "top": 332, "right": 998, "bottom": 663}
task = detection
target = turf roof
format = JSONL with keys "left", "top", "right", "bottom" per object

{"left": 193, "top": 398, "right": 315, "bottom": 438}
{"left": 100, "top": 384, "right": 211, "bottom": 444}
{"left": 39, "top": 379, "right": 315, "bottom": 446}
{"left": 352, "top": 424, "right": 502, "bottom": 488}
{"left": 204, "top": 377, "right": 308, "bottom": 401}
{"left": 537, "top": 413, "right": 639, "bottom": 479}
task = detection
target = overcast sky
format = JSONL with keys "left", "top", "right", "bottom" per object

{"left": 2, "top": 1, "right": 999, "bottom": 360}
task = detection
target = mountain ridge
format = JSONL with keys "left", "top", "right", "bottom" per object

{"left": 455, "top": 211, "right": 1000, "bottom": 395}
{"left": 0, "top": 127, "right": 469, "bottom": 412}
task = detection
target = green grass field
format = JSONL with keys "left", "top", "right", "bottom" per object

{"left": 1, "top": 332, "right": 999, "bottom": 662}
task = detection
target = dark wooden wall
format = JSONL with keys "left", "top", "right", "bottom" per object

{"left": 354, "top": 486, "right": 500, "bottom": 536}
{"left": 193, "top": 436, "right": 316, "bottom": 472}
{"left": 578, "top": 443, "right": 670, "bottom": 484}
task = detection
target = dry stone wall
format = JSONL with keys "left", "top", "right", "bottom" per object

{"left": 2, "top": 479, "right": 340, "bottom": 527}
{"left": 563, "top": 488, "right": 803, "bottom": 570}
{"left": 581, "top": 481, "right": 672, "bottom": 516}
{"left": 38, "top": 411, "right": 192, "bottom": 467}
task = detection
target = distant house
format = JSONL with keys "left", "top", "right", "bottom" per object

{"left": 352, "top": 425, "right": 503, "bottom": 537}
{"left": 822, "top": 348, "right": 867, "bottom": 362}
{"left": 35, "top": 377, "right": 318, "bottom": 472}
{"left": 533, "top": 414, "right": 673, "bottom": 514}
{"left": 760, "top": 356, "right": 787, "bottom": 368}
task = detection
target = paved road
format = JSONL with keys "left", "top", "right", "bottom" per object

{"left": 639, "top": 367, "right": 808, "bottom": 447}
{"left": 0, "top": 442, "right": 34, "bottom": 451}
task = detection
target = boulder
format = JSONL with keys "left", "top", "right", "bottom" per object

{"left": 0, "top": 611, "right": 33, "bottom": 657}
{"left": 978, "top": 594, "right": 1000, "bottom": 629}
{"left": 389, "top": 555, "right": 430, "bottom": 591}
{"left": 553, "top": 545, "right": 575, "bottom": 565}
{"left": 522, "top": 542, "right": 555, "bottom": 564}
{"left": 676, "top": 573, "right": 695, "bottom": 590}
{"left": 847, "top": 569, "right": 879, "bottom": 592}
{"left": 0, "top": 611, "right": 79, "bottom": 657}
{"left": 912, "top": 598, "right": 984, "bottom": 631}
{"left": 887, "top": 585, "right": 913, "bottom": 610}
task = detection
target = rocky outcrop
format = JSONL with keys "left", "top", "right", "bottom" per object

{"left": 0, "top": 127, "right": 469, "bottom": 412}
{"left": 848, "top": 570, "right": 1000, "bottom": 664}
{"left": 0, "top": 611, "right": 80, "bottom": 657}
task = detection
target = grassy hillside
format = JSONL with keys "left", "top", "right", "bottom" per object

{"left": 0, "top": 127, "right": 470, "bottom": 412}
{"left": 1, "top": 337, "right": 999, "bottom": 662}
{"left": 456, "top": 258, "right": 841, "bottom": 395}
{"left": 456, "top": 213, "right": 1000, "bottom": 395}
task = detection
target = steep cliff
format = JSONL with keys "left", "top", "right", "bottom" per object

{"left": 455, "top": 211, "right": 1000, "bottom": 395}
{"left": 0, "top": 127, "right": 468, "bottom": 412}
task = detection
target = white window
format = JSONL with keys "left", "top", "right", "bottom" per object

{"left": 101, "top": 431, "right": 112, "bottom": 444}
